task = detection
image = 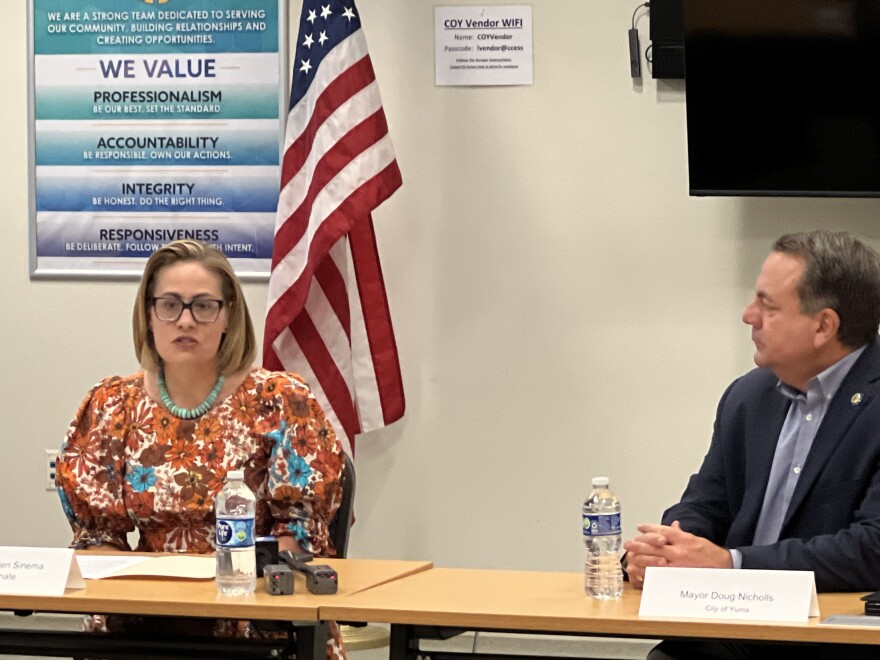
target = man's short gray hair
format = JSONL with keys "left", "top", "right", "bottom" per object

{"left": 773, "top": 230, "right": 880, "bottom": 348}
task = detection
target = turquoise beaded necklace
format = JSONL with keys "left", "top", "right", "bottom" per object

{"left": 158, "top": 368, "right": 225, "bottom": 419}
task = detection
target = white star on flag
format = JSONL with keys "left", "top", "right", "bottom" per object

{"left": 318, "top": 30, "right": 328, "bottom": 46}
{"left": 321, "top": 4, "right": 332, "bottom": 19}
{"left": 299, "top": 59, "right": 312, "bottom": 74}
{"left": 306, "top": 9, "right": 317, "bottom": 23}
{"left": 342, "top": 7, "right": 356, "bottom": 21}
{"left": 303, "top": 33, "right": 314, "bottom": 48}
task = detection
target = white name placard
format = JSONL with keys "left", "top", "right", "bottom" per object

{"left": 639, "top": 567, "right": 819, "bottom": 622}
{"left": 0, "top": 547, "right": 84, "bottom": 596}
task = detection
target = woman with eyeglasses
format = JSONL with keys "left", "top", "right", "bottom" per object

{"left": 55, "top": 239, "right": 347, "bottom": 659}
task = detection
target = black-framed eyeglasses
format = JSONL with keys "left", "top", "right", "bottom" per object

{"left": 151, "top": 297, "right": 225, "bottom": 323}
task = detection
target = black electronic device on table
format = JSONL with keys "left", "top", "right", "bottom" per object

{"left": 263, "top": 564, "right": 295, "bottom": 596}
{"left": 279, "top": 551, "right": 339, "bottom": 595}
{"left": 861, "top": 591, "right": 880, "bottom": 616}
{"left": 255, "top": 536, "right": 279, "bottom": 577}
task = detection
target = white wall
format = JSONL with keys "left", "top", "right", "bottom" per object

{"left": 6, "top": 1, "right": 880, "bottom": 572}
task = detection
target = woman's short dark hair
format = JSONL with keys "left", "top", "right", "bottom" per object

{"left": 132, "top": 240, "right": 256, "bottom": 374}
{"left": 773, "top": 230, "right": 880, "bottom": 348}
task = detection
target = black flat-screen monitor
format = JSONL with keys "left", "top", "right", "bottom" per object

{"left": 683, "top": 0, "right": 880, "bottom": 197}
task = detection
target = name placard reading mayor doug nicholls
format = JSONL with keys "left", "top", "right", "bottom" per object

{"left": 639, "top": 567, "right": 819, "bottom": 623}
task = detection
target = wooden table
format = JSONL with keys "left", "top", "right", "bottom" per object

{"left": 320, "top": 567, "right": 880, "bottom": 658}
{"left": 0, "top": 557, "right": 432, "bottom": 659}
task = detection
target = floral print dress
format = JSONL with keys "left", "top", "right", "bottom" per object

{"left": 57, "top": 367, "right": 347, "bottom": 659}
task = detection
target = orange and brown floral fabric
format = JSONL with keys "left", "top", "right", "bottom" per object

{"left": 57, "top": 367, "right": 346, "bottom": 658}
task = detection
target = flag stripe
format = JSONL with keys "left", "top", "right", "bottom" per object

{"left": 344, "top": 253, "right": 382, "bottom": 430}
{"left": 305, "top": 244, "right": 355, "bottom": 384}
{"left": 315, "top": 252, "right": 352, "bottom": 340}
{"left": 272, "top": 110, "right": 391, "bottom": 269}
{"left": 282, "top": 56, "right": 377, "bottom": 183}
{"left": 275, "top": 80, "right": 384, "bottom": 234}
{"left": 265, "top": 156, "right": 401, "bottom": 348}
{"left": 350, "top": 217, "right": 405, "bottom": 425}
{"left": 267, "top": 129, "right": 397, "bottom": 311}
{"left": 290, "top": 307, "right": 361, "bottom": 439}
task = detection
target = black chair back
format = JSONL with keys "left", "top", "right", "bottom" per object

{"left": 328, "top": 452, "right": 355, "bottom": 558}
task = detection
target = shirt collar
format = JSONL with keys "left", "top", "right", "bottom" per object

{"left": 776, "top": 344, "right": 867, "bottom": 402}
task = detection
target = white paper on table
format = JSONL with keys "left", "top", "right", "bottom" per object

{"left": 77, "top": 555, "right": 215, "bottom": 580}
{"left": 76, "top": 555, "right": 153, "bottom": 579}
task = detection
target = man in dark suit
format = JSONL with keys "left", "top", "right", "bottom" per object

{"left": 625, "top": 230, "right": 880, "bottom": 659}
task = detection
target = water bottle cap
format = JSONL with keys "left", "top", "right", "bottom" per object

{"left": 591, "top": 476, "right": 609, "bottom": 487}
{"left": 227, "top": 470, "right": 244, "bottom": 480}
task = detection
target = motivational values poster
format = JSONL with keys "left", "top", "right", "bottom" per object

{"left": 29, "top": 0, "right": 285, "bottom": 277}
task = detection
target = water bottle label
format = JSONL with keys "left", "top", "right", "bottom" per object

{"left": 583, "top": 513, "right": 621, "bottom": 536}
{"left": 216, "top": 518, "right": 255, "bottom": 548}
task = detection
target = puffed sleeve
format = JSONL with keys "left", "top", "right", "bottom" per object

{"left": 56, "top": 377, "right": 133, "bottom": 550}
{"left": 262, "top": 373, "right": 345, "bottom": 557}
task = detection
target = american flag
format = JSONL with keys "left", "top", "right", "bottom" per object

{"left": 263, "top": 0, "right": 404, "bottom": 455}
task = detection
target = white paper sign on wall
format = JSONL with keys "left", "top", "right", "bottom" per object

{"left": 435, "top": 5, "right": 533, "bottom": 86}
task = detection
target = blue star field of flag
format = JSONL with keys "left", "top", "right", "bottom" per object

{"left": 290, "top": 0, "right": 363, "bottom": 109}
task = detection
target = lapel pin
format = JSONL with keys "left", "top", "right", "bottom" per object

{"left": 851, "top": 392, "right": 864, "bottom": 405}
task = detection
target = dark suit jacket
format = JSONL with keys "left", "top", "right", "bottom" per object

{"left": 663, "top": 339, "right": 880, "bottom": 592}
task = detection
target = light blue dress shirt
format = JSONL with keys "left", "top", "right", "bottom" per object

{"left": 729, "top": 345, "right": 866, "bottom": 569}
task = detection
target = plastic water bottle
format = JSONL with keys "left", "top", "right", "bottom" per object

{"left": 582, "top": 476, "right": 623, "bottom": 599}
{"left": 215, "top": 470, "right": 257, "bottom": 595}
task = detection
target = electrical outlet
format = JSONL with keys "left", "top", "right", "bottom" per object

{"left": 45, "top": 449, "right": 57, "bottom": 491}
